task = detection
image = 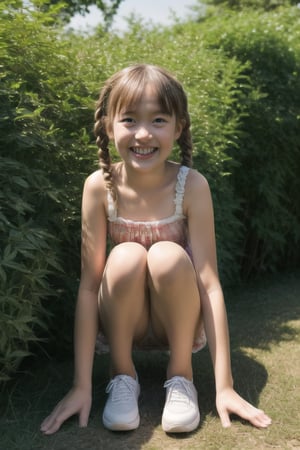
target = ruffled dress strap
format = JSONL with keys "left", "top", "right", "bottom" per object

{"left": 174, "top": 165, "right": 189, "bottom": 216}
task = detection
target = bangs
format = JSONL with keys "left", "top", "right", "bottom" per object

{"left": 107, "top": 66, "right": 183, "bottom": 119}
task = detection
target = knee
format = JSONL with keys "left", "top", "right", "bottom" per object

{"left": 147, "top": 241, "right": 194, "bottom": 284}
{"left": 107, "top": 242, "right": 148, "bottom": 282}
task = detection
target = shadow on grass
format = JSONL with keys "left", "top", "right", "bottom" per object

{"left": 0, "top": 349, "right": 270, "bottom": 450}
{"left": 225, "top": 270, "right": 300, "bottom": 352}
{"left": 1, "top": 270, "right": 299, "bottom": 449}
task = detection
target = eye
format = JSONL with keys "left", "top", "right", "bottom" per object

{"left": 153, "top": 117, "right": 167, "bottom": 124}
{"left": 120, "top": 117, "right": 135, "bottom": 123}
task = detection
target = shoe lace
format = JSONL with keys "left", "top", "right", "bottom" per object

{"left": 106, "top": 375, "right": 137, "bottom": 403}
{"left": 164, "top": 376, "right": 193, "bottom": 403}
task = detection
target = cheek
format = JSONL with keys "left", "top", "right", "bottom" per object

{"left": 114, "top": 124, "right": 132, "bottom": 139}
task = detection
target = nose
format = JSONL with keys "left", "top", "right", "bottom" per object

{"left": 135, "top": 124, "right": 152, "bottom": 140}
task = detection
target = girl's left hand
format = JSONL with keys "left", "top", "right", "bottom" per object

{"left": 216, "top": 387, "right": 272, "bottom": 428}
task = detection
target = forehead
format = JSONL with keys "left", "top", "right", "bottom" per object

{"left": 110, "top": 79, "right": 174, "bottom": 118}
{"left": 120, "top": 86, "right": 166, "bottom": 114}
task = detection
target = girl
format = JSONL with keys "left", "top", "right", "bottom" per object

{"left": 41, "top": 64, "right": 271, "bottom": 434}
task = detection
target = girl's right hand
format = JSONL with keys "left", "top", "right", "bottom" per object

{"left": 40, "top": 387, "right": 92, "bottom": 435}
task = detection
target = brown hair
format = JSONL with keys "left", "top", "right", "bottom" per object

{"left": 94, "top": 64, "right": 193, "bottom": 199}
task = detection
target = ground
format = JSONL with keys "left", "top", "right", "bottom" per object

{"left": 1, "top": 271, "right": 300, "bottom": 449}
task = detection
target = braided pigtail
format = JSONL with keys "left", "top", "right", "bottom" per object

{"left": 177, "top": 116, "right": 193, "bottom": 168}
{"left": 94, "top": 88, "right": 117, "bottom": 202}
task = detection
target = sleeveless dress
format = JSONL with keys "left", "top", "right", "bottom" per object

{"left": 95, "top": 165, "right": 206, "bottom": 354}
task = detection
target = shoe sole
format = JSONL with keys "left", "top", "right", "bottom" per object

{"left": 162, "top": 411, "right": 200, "bottom": 433}
{"left": 103, "top": 413, "right": 140, "bottom": 431}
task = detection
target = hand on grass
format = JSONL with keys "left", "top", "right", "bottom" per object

{"left": 216, "top": 387, "right": 272, "bottom": 429}
{"left": 40, "top": 387, "right": 92, "bottom": 435}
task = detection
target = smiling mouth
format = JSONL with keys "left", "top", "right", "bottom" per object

{"left": 130, "top": 147, "right": 157, "bottom": 155}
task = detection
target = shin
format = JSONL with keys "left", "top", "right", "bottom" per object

{"left": 147, "top": 242, "right": 200, "bottom": 380}
{"left": 99, "top": 242, "right": 149, "bottom": 377}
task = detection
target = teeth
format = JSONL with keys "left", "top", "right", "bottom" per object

{"left": 132, "top": 147, "right": 155, "bottom": 155}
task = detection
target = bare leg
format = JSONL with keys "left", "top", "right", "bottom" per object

{"left": 99, "top": 242, "right": 149, "bottom": 378}
{"left": 147, "top": 242, "right": 201, "bottom": 380}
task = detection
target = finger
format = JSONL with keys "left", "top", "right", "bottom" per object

{"left": 218, "top": 409, "right": 231, "bottom": 428}
{"left": 41, "top": 413, "right": 59, "bottom": 432}
{"left": 40, "top": 400, "right": 65, "bottom": 431}
{"left": 79, "top": 404, "right": 91, "bottom": 428}
{"left": 42, "top": 417, "right": 63, "bottom": 435}
{"left": 234, "top": 400, "right": 272, "bottom": 429}
{"left": 248, "top": 410, "right": 272, "bottom": 428}
{"left": 41, "top": 413, "right": 67, "bottom": 435}
{"left": 40, "top": 416, "right": 51, "bottom": 432}
{"left": 41, "top": 407, "right": 74, "bottom": 435}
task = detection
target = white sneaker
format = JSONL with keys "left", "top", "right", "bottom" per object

{"left": 102, "top": 374, "right": 140, "bottom": 431}
{"left": 162, "top": 376, "right": 200, "bottom": 433}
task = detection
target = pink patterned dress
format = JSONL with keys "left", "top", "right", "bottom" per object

{"left": 95, "top": 165, "right": 206, "bottom": 354}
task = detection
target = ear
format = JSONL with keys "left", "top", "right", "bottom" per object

{"left": 175, "top": 119, "right": 185, "bottom": 140}
{"left": 105, "top": 116, "right": 114, "bottom": 140}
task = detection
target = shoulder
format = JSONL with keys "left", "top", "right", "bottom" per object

{"left": 186, "top": 168, "right": 211, "bottom": 198}
{"left": 83, "top": 169, "right": 106, "bottom": 198}
{"left": 82, "top": 169, "right": 107, "bottom": 212}
{"left": 184, "top": 168, "right": 213, "bottom": 216}
{"left": 84, "top": 169, "right": 105, "bottom": 190}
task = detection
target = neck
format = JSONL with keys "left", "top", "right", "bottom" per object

{"left": 120, "top": 161, "right": 172, "bottom": 191}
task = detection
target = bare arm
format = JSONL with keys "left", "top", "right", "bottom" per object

{"left": 72, "top": 286, "right": 99, "bottom": 390}
{"left": 41, "top": 170, "right": 107, "bottom": 434}
{"left": 187, "top": 170, "right": 271, "bottom": 428}
{"left": 73, "top": 170, "right": 108, "bottom": 389}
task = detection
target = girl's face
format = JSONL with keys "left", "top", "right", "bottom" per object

{"left": 108, "top": 85, "right": 183, "bottom": 172}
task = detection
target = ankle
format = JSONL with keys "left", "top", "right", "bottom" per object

{"left": 167, "top": 368, "right": 193, "bottom": 382}
{"left": 110, "top": 365, "right": 137, "bottom": 380}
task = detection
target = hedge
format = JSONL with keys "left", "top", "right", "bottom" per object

{"left": 1, "top": 1, "right": 299, "bottom": 382}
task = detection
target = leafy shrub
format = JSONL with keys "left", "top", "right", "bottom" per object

{"left": 0, "top": 1, "right": 95, "bottom": 382}
{"left": 1, "top": 1, "right": 299, "bottom": 382}
{"left": 193, "top": 8, "right": 300, "bottom": 276}
{"left": 0, "top": 158, "right": 61, "bottom": 382}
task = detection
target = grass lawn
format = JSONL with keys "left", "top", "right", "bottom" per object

{"left": 1, "top": 271, "right": 299, "bottom": 450}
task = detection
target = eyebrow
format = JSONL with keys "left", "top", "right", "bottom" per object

{"left": 120, "top": 110, "right": 135, "bottom": 115}
{"left": 120, "top": 109, "right": 171, "bottom": 115}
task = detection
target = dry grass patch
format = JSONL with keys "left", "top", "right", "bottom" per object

{"left": 1, "top": 271, "right": 299, "bottom": 450}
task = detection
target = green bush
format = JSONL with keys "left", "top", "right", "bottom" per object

{"left": 0, "top": 1, "right": 95, "bottom": 382}
{"left": 193, "top": 8, "right": 300, "bottom": 276}
{"left": 1, "top": 1, "right": 299, "bottom": 382}
{"left": 0, "top": 158, "right": 60, "bottom": 381}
